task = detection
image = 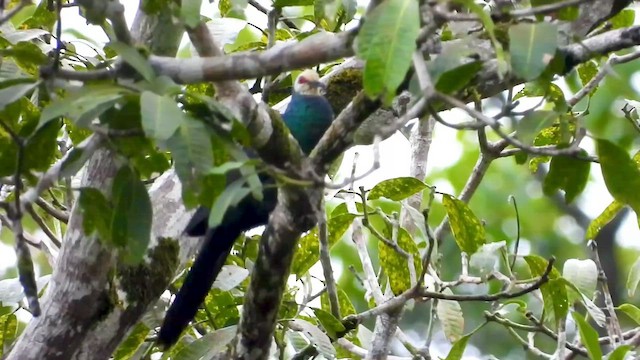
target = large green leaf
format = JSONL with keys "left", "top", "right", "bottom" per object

{"left": 572, "top": 312, "right": 602, "bottom": 360}
{"left": 39, "top": 85, "right": 128, "bottom": 129}
{"left": 378, "top": 226, "right": 421, "bottom": 294}
{"left": 0, "top": 79, "right": 37, "bottom": 111}
{"left": 312, "top": 308, "right": 346, "bottom": 340}
{"left": 110, "top": 166, "right": 153, "bottom": 264}
{"left": 108, "top": 42, "right": 155, "bottom": 82}
{"left": 442, "top": 194, "right": 485, "bottom": 254}
{"left": 444, "top": 334, "right": 471, "bottom": 360}
{"left": 617, "top": 303, "right": 640, "bottom": 325}
{"left": 165, "top": 119, "right": 214, "bottom": 207}
{"left": 112, "top": 323, "right": 150, "bottom": 360}
{"left": 356, "top": 0, "right": 419, "bottom": 103}
{"left": 140, "top": 91, "right": 186, "bottom": 141}
{"left": 525, "top": 255, "right": 566, "bottom": 326}
{"left": 543, "top": 150, "right": 590, "bottom": 203}
{"left": 181, "top": 0, "right": 202, "bottom": 28}
{"left": 172, "top": 326, "right": 237, "bottom": 360}
{"left": 0, "top": 314, "right": 17, "bottom": 358}
{"left": 78, "top": 188, "right": 113, "bottom": 243}
{"left": 596, "top": 139, "right": 640, "bottom": 214}
{"left": 368, "top": 177, "right": 428, "bottom": 201}
{"left": 509, "top": 23, "right": 558, "bottom": 81}
{"left": 207, "top": 179, "right": 252, "bottom": 229}
{"left": 291, "top": 213, "right": 355, "bottom": 277}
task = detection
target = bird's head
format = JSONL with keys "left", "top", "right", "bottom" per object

{"left": 293, "top": 69, "right": 326, "bottom": 96}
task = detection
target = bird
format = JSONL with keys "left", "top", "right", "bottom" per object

{"left": 157, "top": 69, "right": 334, "bottom": 348}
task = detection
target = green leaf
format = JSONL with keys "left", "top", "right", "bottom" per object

{"left": 546, "top": 278, "right": 569, "bottom": 326}
{"left": 140, "top": 91, "right": 186, "bottom": 141}
{"left": 607, "top": 345, "right": 631, "bottom": 360}
{"left": 444, "top": 334, "right": 471, "bottom": 360}
{"left": 312, "top": 308, "right": 346, "bottom": 339}
{"left": 610, "top": 9, "right": 635, "bottom": 29}
{"left": 291, "top": 213, "right": 355, "bottom": 277}
{"left": 442, "top": 194, "right": 485, "bottom": 254}
{"left": 356, "top": 0, "right": 419, "bottom": 103}
{"left": 508, "top": 23, "right": 558, "bottom": 81}
{"left": 453, "top": 0, "right": 505, "bottom": 73}
{"left": 172, "top": 326, "right": 237, "bottom": 360}
{"left": 208, "top": 179, "right": 251, "bottom": 229}
{"left": 596, "top": 139, "right": 640, "bottom": 214}
{"left": 165, "top": 119, "right": 214, "bottom": 207}
{"left": 59, "top": 140, "right": 97, "bottom": 178}
{"left": 572, "top": 312, "right": 602, "bottom": 360}
{"left": 586, "top": 200, "right": 624, "bottom": 240}
{"left": 543, "top": 151, "right": 590, "bottom": 203}
{"left": 273, "top": 0, "right": 313, "bottom": 7}
{"left": 39, "top": 85, "right": 127, "bottom": 129}
{"left": 525, "top": 256, "right": 565, "bottom": 325}
{"left": 525, "top": 254, "right": 561, "bottom": 278}
{"left": 577, "top": 61, "right": 598, "bottom": 90}
{"left": 112, "top": 323, "right": 150, "bottom": 360}
{"left": 516, "top": 110, "right": 558, "bottom": 145}
{"left": 289, "top": 319, "right": 336, "bottom": 358}
{"left": 111, "top": 166, "right": 153, "bottom": 264}
{"left": 181, "top": 0, "right": 202, "bottom": 28}
{"left": 0, "top": 313, "right": 17, "bottom": 358}
{"left": 378, "top": 226, "right": 422, "bottom": 294}
{"left": 78, "top": 188, "right": 113, "bottom": 243}
{"left": 321, "top": 288, "right": 356, "bottom": 317}
{"left": 435, "top": 61, "right": 482, "bottom": 95}
{"left": 626, "top": 256, "right": 640, "bottom": 297}
{"left": 436, "top": 288, "right": 464, "bottom": 342}
{"left": 108, "top": 42, "right": 155, "bottom": 82}
{"left": 0, "top": 80, "right": 37, "bottom": 111}
{"left": 617, "top": 303, "right": 640, "bottom": 325}
{"left": 368, "top": 177, "right": 428, "bottom": 201}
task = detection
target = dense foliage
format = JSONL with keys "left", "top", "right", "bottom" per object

{"left": 1, "top": 0, "right": 640, "bottom": 359}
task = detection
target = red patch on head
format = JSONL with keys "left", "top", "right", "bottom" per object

{"left": 297, "top": 76, "right": 308, "bottom": 84}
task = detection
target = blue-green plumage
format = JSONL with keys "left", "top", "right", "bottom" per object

{"left": 283, "top": 93, "right": 334, "bottom": 153}
{"left": 157, "top": 70, "right": 333, "bottom": 348}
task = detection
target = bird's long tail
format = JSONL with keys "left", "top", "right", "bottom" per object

{"left": 157, "top": 226, "right": 239, "bottom": 348}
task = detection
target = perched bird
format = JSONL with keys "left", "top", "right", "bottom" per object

{"left": 157, "top": 70, "right": 333, "bottom": 348}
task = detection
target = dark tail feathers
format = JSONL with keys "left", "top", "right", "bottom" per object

{"left": 157, "top": 226, "right": 239, "bottom": 348}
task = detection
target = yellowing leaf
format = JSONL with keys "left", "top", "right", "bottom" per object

{"left": 368, "top": 177, "right": 428, "bottom": 201}
{"left": 442, "top": 195, "right": 485, "bottom": 254}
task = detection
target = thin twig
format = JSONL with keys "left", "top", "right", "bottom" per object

{"left": 317, "top": 199, "right": 340, "bottom": 319}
